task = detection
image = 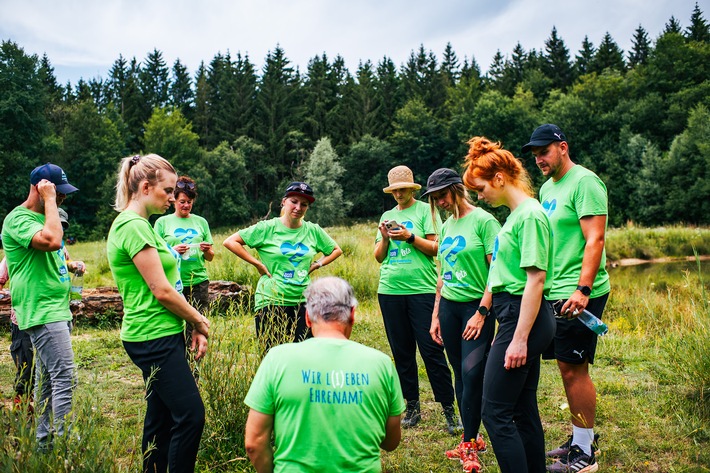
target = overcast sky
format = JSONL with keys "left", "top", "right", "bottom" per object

{"left": 0, "top": 0, "right": 703, "bottom": 85}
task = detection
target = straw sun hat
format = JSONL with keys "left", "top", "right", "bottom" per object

{"left": 383, "top": 165, "right": 422, "bottom": 193}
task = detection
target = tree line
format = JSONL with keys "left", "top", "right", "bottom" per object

{"left": 1, "top": 4, "right": 708, "bottom": 240}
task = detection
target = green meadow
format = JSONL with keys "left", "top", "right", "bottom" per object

{"left": 1, "top": 224, "right": 709, "bottom": 472}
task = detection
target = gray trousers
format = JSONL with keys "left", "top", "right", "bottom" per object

{"left": 26, "top": 320, "right": 77, "bottom": 443}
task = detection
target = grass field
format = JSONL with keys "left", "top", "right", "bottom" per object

{"left": 1, "top": 223, "right": 709, "bottom": 472}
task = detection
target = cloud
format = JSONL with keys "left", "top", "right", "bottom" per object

{"left": 0, "top": 0, "right": 691, "bottom": 84}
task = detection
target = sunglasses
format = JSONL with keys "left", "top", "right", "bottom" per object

{"left": 176, "top": 181, "right": 196, "bottom": 191}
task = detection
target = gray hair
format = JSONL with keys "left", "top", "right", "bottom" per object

{"left": 304, "top": 277, "right": 358, "bottom": 324}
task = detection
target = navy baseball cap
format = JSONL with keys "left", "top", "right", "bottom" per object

{"left": 284, "top": 182, "right": 315, "bottom": 203}
{"left": 30, "top": 163, "right": 79, "bottom": 194}
{"left": 421, "top": 168, "right": 463, "bottom": 198}
{"left": 521, "top": 124, "right": 567, "bottom": 154}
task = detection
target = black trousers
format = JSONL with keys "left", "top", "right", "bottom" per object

{"left": 123, "top": 333, "right": 205, "bottom": 473}
{"left": 439, "top": 298, "right": 494, "bottom": 440}
{"left": 10, "top": 323, "right": 34, "bottom": 396}
{"left": 482, "top": 293, "right": 555, "bottom": 473}
{"left": 378, "top": 293, "right": 454, "bottom": 404}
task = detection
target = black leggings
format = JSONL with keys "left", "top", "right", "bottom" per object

{"left": 123, "top": 333, "right": 205, "bottom": 473}
{"left": 378, "top": 293, "right": 454, "bottom": 404}
{"left": 439, "top": 298, "right": 494, "bottom": 441}
{"left": 482, "top": 293, "right": 555, "bottom": 473}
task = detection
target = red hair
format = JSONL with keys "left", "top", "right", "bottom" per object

{"left": 462, "top": 136, "right": 533, "bottom": 196}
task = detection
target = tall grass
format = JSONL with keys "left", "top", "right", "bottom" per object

{"left": 605, "top": 225, "right": 710, "bottom": 261}
{"left": 1, "top": 223, "right": 710, "bottom": 471}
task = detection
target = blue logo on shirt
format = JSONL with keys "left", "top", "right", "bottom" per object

{"left": 491, "top": 237, "right": 499, "bottom": 262}
{"left": 280, "top": 242, "right": 309, "bottom": 267}
{"left": 542, "top": 199, "right": 557, "bottom": 217}
{"left": 174, "top": 227, "right": 198, "bottom": 243}
{"left": 440, "top": 235, "right": 466, "bottom": 267}
{"left": 283, "top": 270, "right": 294, "bottom": 279}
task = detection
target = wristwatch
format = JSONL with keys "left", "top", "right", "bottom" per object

{"left": 406, "top": 233, "right": 415, "bottom": 244}
{"left": 576, "top": 285, "right": 592, "bottom": 296}
{"left": 477, "top": 306, "right": 489, "bottom": 317}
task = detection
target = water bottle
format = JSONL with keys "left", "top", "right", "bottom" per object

{"left": 576, "top": 309, "right": 608, "bottom": 336}
{"left": 70, "top": 272, "right": 83, "bottom": 301}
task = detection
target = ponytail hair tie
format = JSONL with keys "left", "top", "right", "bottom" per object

{"left": 129, "top": 155, "right": 141, "bottom": 167}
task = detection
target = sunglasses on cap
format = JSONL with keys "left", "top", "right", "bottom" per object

{"left": 176, "top": 181, "right": 196, "bottom": 191}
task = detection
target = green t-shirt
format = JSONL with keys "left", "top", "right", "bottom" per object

{"left": 1, "top": 206, "right": 72, "bottom": 330}
{"left": 107, "top": 210, "right": 185, "bottom": 342}
{"left": 439, "top": 208, "right": 501, "bottom": 302}
{"left": 539, "top": 165, "right": 611, "bottom": 299}
{"left": 376, "top": 200, "right": 440, "bottom": 295}
{"left": 238, "top": 218, "right": 338, "bottom": 311}
{"left": 154, "top": 213, "right": 213, "bottom": 287}
{"left": 244, "top": 337, "right": 406, "bottom": 473}
{"left": 487, "top": 198, "right": 553, "bottom": 296}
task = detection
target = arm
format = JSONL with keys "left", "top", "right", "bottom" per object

{"left": 380, "top": 415, "right": 402, "bottom": 452}
{"left": 504, "top": 267, "right": 546, "bottom": 370}
{"left": 309, "top": 245, "right": 343, "bottom": 274}
{"left": 200, "top": 242, "right": 215, "bottom": 262}
{"left": 430, "top": 276, "right": 444, "bottom": 345}
{"left": 374, "top": 222, "right": 390, "bottom": 263}
{"left": 561, "top": 215, "right": 606, "bottom": 315}
{"left": 223, "top": 232, "right": 271, "bottom": 277}
{"left": 132, "top": 246, "right": 210, "bottom": 339}
{"left": 389, "top": 225, "right": 438, "bottom": 257}
{"left": 30, "top": 181, "right": 63, "bottom": 251}
{"left": 463, "top": 254, "right": 493, "bottom": 341}
{"left": 245, "top": 409, "right": 275, "bottom": 473}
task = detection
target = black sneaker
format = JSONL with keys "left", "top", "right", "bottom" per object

{"left": 401, "top": 400, "right": 421, "bottom": 428}
{"left": 442, "top": 403, "right": 462, "bottom": 435}
{"left": 546, "top": 434, "right": 600, "bottom": 459}
{"left": 546, "top": 445, "right": 598, "bottom": 473}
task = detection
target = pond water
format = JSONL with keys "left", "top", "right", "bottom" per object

{"left": 608, "top": 259, "right": 710, "bottom": 283}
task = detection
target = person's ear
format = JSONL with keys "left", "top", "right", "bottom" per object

{"left": 349, "top": 307, "right": 356, "bottom": 325}
{"left": 305, "top": 310, "right": 313, "bottom": 328}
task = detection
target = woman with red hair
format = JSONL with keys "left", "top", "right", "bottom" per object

{"left": 462, "top": 137, "right": 555, "bottom": 473}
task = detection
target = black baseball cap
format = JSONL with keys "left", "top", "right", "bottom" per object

{"left": 521, "top": 124, "right": 567, "bottom": 154}
{"left": 284, "top": 182, "right": 315, "bottom": 203}
{"left": 30, "top": 163, "right": 79, "bottom": 194}
{"left": 421, "top": 168, "right": 463, "bottom": 198}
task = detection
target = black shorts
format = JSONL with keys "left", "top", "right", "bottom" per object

{"left": 542, "top": 293, "right": 609, "bottom": 364}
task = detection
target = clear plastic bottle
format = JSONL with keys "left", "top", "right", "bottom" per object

{"left": 70, "top": 272, "right": 83, "bottom": 301}
{"left": 576, "top": 309, "right": 608, "bottom": 336}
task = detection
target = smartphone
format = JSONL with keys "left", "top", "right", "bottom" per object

{"left": 385, "top": 220, "right": 400, "bottom": 230}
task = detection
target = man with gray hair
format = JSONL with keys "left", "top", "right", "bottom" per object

{"left": 244, "top": 277, "right": 405, "bottom": 472}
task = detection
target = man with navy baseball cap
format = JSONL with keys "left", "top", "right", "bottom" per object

{"left": 523, "top": 125, "right": 610, "bottom": 473}
{"left": 1, "top": 162, "right": 80, "bottom": 448}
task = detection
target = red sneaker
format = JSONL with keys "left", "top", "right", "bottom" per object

{"left": 473, "top": 433, "right": 487, "bottom": 453}
{"left": 445, "top": 439, "right": 466, "bottom": 460}
{"left": 461, "top": 442, "right": 481, "bottom": 473}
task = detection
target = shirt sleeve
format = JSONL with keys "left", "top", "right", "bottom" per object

{"left": 518, "top": 215, "right": 550, "bottom": 271}
{"left": 574, "top": 175, "right": 608, "bottom": 218}
{"left": 238, "top": 221, "right": 266, "bottom": 249}
{"left": 244, "top": 352, "right": 276, "bottom": 415}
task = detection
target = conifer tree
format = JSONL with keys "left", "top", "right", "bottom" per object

{"left": 574, "top": 36, "right": 596, "bottom": 77}
{"left": 591, "top": 32, "right": 626, "bottom": 73}
{"left": 140, "top": 48, "right": 170, "bottom": 110}
{"left": 663, "top": 15, "right": 682, "bottom": 34}
{"left": 628, "top": 25, "right": 651, "bottom": 67}
{"left": 543, "top": 26, "right": 573, "bottom": 90}
{"left": 304, "top": 137, "right": 351, "bottom": 226}
{"left": 686, "top": 2, "right": 710, "bottom": 43}
{"left": 170, "top": 58, "right": 194, "bottom": 121}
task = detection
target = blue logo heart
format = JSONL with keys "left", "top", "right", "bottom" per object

{"left": 280, "top": 242, "right": 309, "bottom": 267}
{"left": 174, "top": 227, "right": 198, "bottom": 243}
{"left": 440, "top": 235, "right": 466, "bottom": 267}
{"left": 394, "top": 221, "right": 414, "bottom": 247}
{"left": 491, "top": 237, "right": 499, "bottom": 262}
{"left": 542, "top": 199, "right": 557, "bottom": 217}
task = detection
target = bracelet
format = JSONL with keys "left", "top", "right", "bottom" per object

{"left": 315, "top": 260, "right": 323, "bottom": 268}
